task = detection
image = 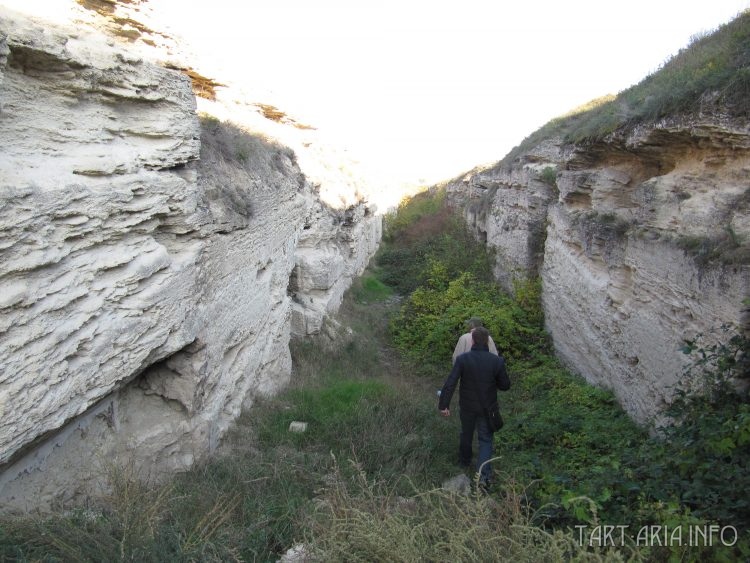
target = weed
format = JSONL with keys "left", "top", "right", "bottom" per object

{"left": 674, "top": 189, "right": 692, "bottom": 201}
{"left": 539, "top": 166, "right": 558, "bottom": 187}
{"left": 383, "top": 188, "right": 446, "bottom": 241}
{"left": 466, "top": 185, "right": 499, "bottom": 224}
{"left": 200, "top": 114, "right": 295, "bottom": 174}
{"left": 676, "top": 228, "right": 749, "bottom": 266}
{"left": 376, "top": 189, "right": 493, "bottom": 296}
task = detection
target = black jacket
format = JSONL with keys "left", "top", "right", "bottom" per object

{"left": 438, "top": 345, "right": 510, "bottom": 413}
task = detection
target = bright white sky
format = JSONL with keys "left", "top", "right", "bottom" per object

{"left": 6, "top": 0, "right": 750, "bottom": 185}
{"left": 154, "top": 0, "right": 750, "bottom": 184}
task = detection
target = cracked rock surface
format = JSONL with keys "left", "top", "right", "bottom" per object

{"left": 0, "top": 8, "right": 381, "bottom": 509}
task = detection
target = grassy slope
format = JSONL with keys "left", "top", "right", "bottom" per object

{"left": 502, "top": 10, "right": 750, "bottom": 164}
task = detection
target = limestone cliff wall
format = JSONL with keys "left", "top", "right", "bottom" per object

{"left": 449, "top": 119, "right": 750, "bottom": 424}
{"left": 290, "top": 199, "right": 381, "bottom": 335}
{"left": 0, "top": 10, "right": 381, "bottom": 509}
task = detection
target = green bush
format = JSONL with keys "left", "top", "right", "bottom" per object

{"left": 676, "top": 227, "right": 750, "bottom": 266}
{"left": 376, "top": 190, "right": 492, "bottom": 296}
{"left": 379, "top": 193, "right": 547, "bottom": 371}
{"left": 640, "top": 330, "right": 750, "bottom": 526}
{"left": 383, "top": 189, "right": 446, "bottom": 241}
{"left": 539, "top": 166, "right": 558, "bottom": 187}
{"left": 391, "top": 269, "right": 546, "bottom": 372}
{"left": 499, "top": 357, "right": 646, "bottom": 524}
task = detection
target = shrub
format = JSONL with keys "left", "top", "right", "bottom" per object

{"left": 539, "top": 166, "right": 558, "bottom": 187}
{"left": 383, "top": 188, "right": 446, "bottom": 241}
{"left": 676, "top": 227, "right": 750, "bottom": 266}
{"left": 499, "top": 357, "right": 648, "bottom": 524}
{"left": 391, "top": 269, "right": 547, "bottom": 372}
{"left": 376, "top": 187, "right": 494, "bottom": 295}
{"left": 647, "top": 329, "right": 750, "bottom": 525}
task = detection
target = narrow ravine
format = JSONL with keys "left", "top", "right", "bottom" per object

{"left": 1, "top": 192, "right": 747, "bottom": 562}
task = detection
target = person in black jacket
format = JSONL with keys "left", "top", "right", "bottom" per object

{"left": 438, "top": 326, "right": 510, "bottom": 486}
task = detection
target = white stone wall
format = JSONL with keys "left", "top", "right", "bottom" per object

{"left": 0, "top": 9, "right": 382, "bottom": 509}
{"left": 291, "top": 200, "right": 381, "bottom": 336}
{"left": 542, "top": 207, "right": 748, "bottom": 423}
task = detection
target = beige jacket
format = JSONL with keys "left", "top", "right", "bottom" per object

{"left": 452, "top": 331, "right": 498, "bottom": 364}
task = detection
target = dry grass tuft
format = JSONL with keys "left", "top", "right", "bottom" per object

{"left": 305, "top": 458, "right": 640, "bottom": 563}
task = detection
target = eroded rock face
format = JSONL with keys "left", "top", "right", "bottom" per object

{"left": 290, "top": 200, "right": 381, "bottom": 335}
{"left": 450, "top": 119, "right": 750, "bottom": 424}
{"left": 0, "top": 10, "right": 381, "bottom": 509}
{"left": 446, "top": 140, "right": 562, "bottom": 290}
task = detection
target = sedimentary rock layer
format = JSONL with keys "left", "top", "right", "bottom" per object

{"left": 0, "top": 10, "right": 380, "bottom": 509}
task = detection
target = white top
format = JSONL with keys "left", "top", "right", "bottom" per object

{"left": 452, "top": 331, "right": 498, "bottom": 364}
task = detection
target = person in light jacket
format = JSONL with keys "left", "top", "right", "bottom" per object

{"left": 439, "top": 326, "right": 510, "bottom": 487}
{"left": 452, "top": 317, "right": 498, "bottom": 364}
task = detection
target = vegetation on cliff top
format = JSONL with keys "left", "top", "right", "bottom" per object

{"left": 504, "top": 10, "right": 750, "bottom": 163}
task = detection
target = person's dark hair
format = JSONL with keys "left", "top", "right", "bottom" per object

{"left": 471, "top": 326, "right": 489, "bottom": 346}
{"left": 466, "top": 317, "right": 484, "bottom": 330}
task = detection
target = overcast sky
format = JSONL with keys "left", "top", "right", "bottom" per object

{"left": 6, "top": 0, "right": 750, "bottom": 185}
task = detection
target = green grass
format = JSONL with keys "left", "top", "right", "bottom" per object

{"left": 257, "top": 377, "right": 391, "bottom": 448}
{"left": 350, "top": 273, "right": 393, "bottom": 303}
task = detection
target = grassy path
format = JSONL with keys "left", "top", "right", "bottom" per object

{"left": 1, "top": 272, "right": 746, "bottom": 561}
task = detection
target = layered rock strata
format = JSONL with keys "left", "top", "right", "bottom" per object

{"left": 0, "top": 10, "right": 380, "bottom": 509}
{"left": 449, "top": 119, "right": 750, "bottom": 423}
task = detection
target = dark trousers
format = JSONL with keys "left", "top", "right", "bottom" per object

{"left": 458, "top": 409, "right": 493, "bottom": 482}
